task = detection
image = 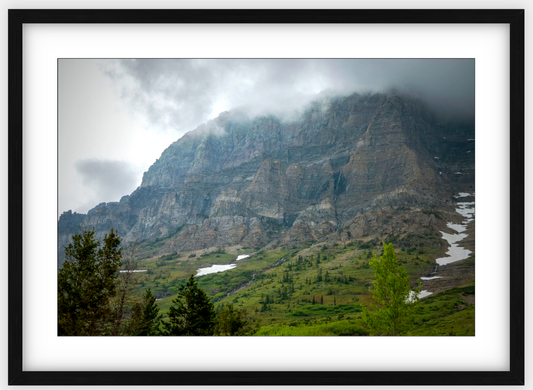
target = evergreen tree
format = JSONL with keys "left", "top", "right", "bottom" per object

{"left": 110, "top": 246, "right": 139, "bottom": 336}
{"left": 162, "top": 275, "right": 216, "bottom": 336}
{"left": 316, "top": 268, "right": 323, "bottom": 282}
{"left": 58, "top": 229, "right": 122, "bottom": 336}
{"left": 127, "top": 289, "right": 161, "bottom": 336}
{"left": 215, "top": 303, "right": 258, "bottom": 336}
{"left": 362, "top": 243, "right": 420, "bottom": 336}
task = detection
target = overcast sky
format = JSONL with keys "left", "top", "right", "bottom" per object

{"left": 58, "top": 59, "right": 474, "bottom": 216}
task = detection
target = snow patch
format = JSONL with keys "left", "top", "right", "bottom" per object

{"left": 196, "top": 264, "right": 237, "bottom": 276}
{"left": 435, "top": 194, "right": 475, "bottom": 266}
{"left": 407, "top": 290, "right": 433, "bottom": 302}
{"left": 456, "top": 202, "right": 475, "bottom": 219}
{"left": 447, "top": 222, "right": 467, "bottom": 233}
{"left": 436, "top": 243, "right": 472, "bottom": 266}
{"left": 454, "top": 192, "right": 473, "bottom": 198}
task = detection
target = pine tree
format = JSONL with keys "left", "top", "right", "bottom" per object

{"left": 58, "top": 229, "right": 122, "bottom": 336}
{"left": 362, "top": 243, "right": 420, "bottom": 336}
{"left": 162, "top": 275, "right": 216, "bottom": 336}
{"left": 110, "top": 246, "right": 139, "bottom": 335}
{"left": 316, "top": 267, "right": 323, "bottom": 282}
{"left": 215, "top": 304, "right": 258, "bottom": 336}
{"left": 127, "top": 289, "right": 161, "bottom": 336}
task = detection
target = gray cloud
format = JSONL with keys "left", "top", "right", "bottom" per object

{"left": 75, "top": 159, "right": 139, "bottom": 206}
{"left": 59, "top": 59, "right": 475, "bottom": 215}
{"left": 102, "top": 59, "right": 474, "bottom": 131}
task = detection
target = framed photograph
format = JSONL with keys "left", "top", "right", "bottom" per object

{"left": 8, "top": 9, "right": 524, "bottom": 386}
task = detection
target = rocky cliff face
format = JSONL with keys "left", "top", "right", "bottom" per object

{"left": 58, "top": 92, "right": 474, "bottom": 264}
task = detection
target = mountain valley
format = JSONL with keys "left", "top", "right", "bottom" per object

{"left": 58, "top": 91, "right": 476, "bottom": 335}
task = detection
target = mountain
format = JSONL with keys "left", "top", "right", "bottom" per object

{"left": 58, "top": 92, "right": 475, "bottom": 265}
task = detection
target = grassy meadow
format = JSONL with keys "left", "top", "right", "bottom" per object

{"left": 124, "top": 236, "right": 475, "bottom": 336}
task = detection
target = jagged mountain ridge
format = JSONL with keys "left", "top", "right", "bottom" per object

{"left": 58, "top": 92, "right": 474, "bottom": 264}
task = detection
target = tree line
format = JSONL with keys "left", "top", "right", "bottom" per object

{"left": 59, "top": 230, "right": 419, "bottom": 336}
{"left": 58, "top": 229, "right": 257, "bottom": 336}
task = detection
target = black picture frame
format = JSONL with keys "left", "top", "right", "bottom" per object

{"left": 8, "top": 9, "right": 524, "bottom": 386}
